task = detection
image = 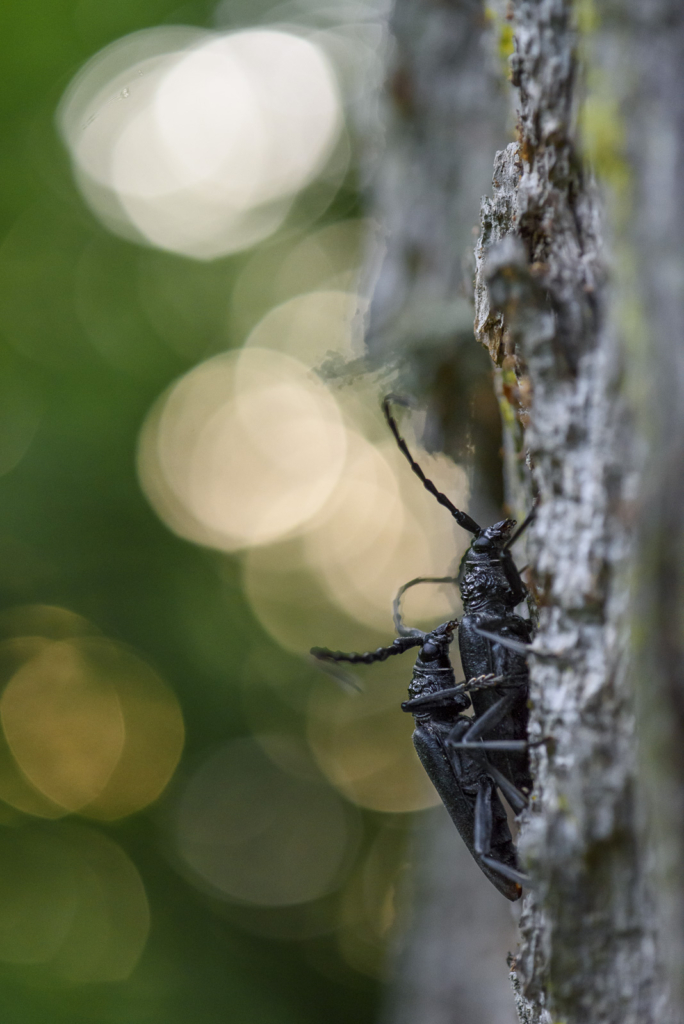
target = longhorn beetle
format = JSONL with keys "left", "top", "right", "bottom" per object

{"left": 311, "top": 397, "right": 535, "bottom": 900}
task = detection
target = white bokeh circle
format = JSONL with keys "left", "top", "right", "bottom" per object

{"left": 58, "top": 27, "right": 344, "bottom": 258}
{"left": 137, "top": 347, "right": 348, "bottom": 551}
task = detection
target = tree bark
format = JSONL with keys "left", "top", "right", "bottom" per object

{"left": 362, "top": 0, "right": 684, "bottom": 1021}
{"left": 379, "top": 807, "right": 518, "bottom": 1024}
{"left": 361, "top": 3, "right": 520, "bottom": 1021}
{"left": 610, "top": 0, "right": 684, "bottom": 1014}
{"left": 361, "top": 0, "right": 511, "bottom": 523}
{"left": 473, "top": 2, "right": 669, "bottom": 1019}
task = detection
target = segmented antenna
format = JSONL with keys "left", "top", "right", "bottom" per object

{"left": 382, "top": 396, "right": 481, "bottom": 535}
{"left": 392, "top": 575, "right": 458, "bottom": 636}
{"left": 311, "top": 635, "right": 423, "bottom": 666}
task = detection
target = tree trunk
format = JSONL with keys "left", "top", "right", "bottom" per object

{"left": 361, "top": 5, "right": 520, "bottom": 1021}
{"left": 474, "top": 2, "right": 669, "bottom": 1019}
{"left": 362, "top": 0, "right": 684, "bottom": 1021}
{"left": 613, "top": 0, "right": 684, "bottom": 1015}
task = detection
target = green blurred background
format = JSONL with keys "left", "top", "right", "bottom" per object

{"left": 0, "top": 1, "right": 478, "bottom": 1020}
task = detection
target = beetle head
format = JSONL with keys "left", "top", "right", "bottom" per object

{"left": 419, "top": 619, "right": 458, "bottom": 662}
{"left": 470, "top": 519, "right": 516, "bottom": 554}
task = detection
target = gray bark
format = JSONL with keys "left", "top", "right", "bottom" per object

{"left": 379, "top": 808, "right": 518, "bottom": 1024}
{"left": 362, "top": 0, "right": 684, "bottom": 1021}
{"left": 473, "top": 3, "right": 668, "bottom": 1019}
{"left": 363, "top": 0, "right": 507, "bottom": 348}
{"left": 361, "top": 3, "right": 521, "bottom": 1021}
{"left": 361, "top": 0, "right": 512, "bottom": 523}
{"left": 610, "top": 0, "right": 684, "bottom": 1013}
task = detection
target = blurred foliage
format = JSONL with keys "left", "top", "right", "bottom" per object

{"left": 0, "top": 1, "right": 392, "bottom": 1021}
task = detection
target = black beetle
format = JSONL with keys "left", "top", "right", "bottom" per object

{"left": 311, "top": 398, "right": 534, "bottom": 899}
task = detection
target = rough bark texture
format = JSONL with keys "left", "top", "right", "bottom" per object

{"left": 474, "top": 3, "right": 671, "bottom": 1021}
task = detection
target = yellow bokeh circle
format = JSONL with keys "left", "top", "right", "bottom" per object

{"left": 0, "top": 609, "right": 184, "bottom": 820}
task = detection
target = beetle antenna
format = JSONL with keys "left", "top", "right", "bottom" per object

{"left": 307, "top": 655, "right": 363, "bottom": 693}
{"left": 383, "top": 396, "right": 481, "bottom": 535}
{"left": 311, "top": 635, "right": 423, "bottom": 666}
{"left": 504, "top": 500, "right": 538, "bottom": 549}
{"left": 393, "top": 576, "right": 458, "bottom": 636}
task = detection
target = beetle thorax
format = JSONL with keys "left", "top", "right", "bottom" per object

{"left": 460, "top": 558, "right": 517, "bottom": 613}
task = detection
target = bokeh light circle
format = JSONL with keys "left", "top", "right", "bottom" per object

{"left": 57, "top": 27, "right": 344, "bottom": 258}
{"left": 1, "top": 640, "right": 126, "bottom": 812}
{"left": 138, "top": 347, "right": 348, "bottom": 551}
{"left": 307, "top": 670, "right": 441, "bottom": 814}
{"left": 0, "top": 823, "right": 149, "bottom": 982}
{"left": 0, "top": 639, "right": 70, "bottom": 819}
{"left": 244, "top": 289, "right": 362, "bottom": 366}
{"left": 241, "top": 537, "right": 379, "bottom": 656}
{"left": 155, "top": 31, "right": 341, "bottom": 207}
{"left": 75, "top": 637, "right": 185, "bottom": 821}
{"left": 0, "top": 612, "right": 183, "bottom": 820}
{"left": 0, "top": 604, "right": 100, "bottom": 642}
{"left": 174, "top": 739, "right": 357, "bottom": 906}
{"left": 242, "top": 427, "right": 467, "bottom": 637}
{"left": 230, "top": 219, "right": 369, "bottom": 339}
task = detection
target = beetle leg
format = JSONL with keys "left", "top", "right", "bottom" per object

{"left": 463, "top": 672, "right": 500, "bottom": 688}
{"left": 479, "top": 855, "right": 529, "bottom": 888}
{"left": 401, "top": 684, "right": 468, "bottom": 712}
{"left": 475, "top": 779, "right": 530, "bottom": 888}
{"left": 447, "top": 711, "right": 530, "bottom": 814}
{"left": 402, "top": 672, "right": 528, "bottom": 712}
{"left": 459, "top": 691, "right": 519, "bottom": 742}
{"left": 492, "top": 768, "right": 528, "bottom": 813}
{"left": 473, "top": 625, "right": 531, "bottom": 655}
{"left": 474, "top": 624, "right": 560, "bottom": 660}
{"left": 480, "top": 761, "right": 528, "bottom": 814}
{"left": 449, "top": 695, "right": 532, "bottom": 810}
{"left": 474, "top": 777, "right": 493, "bottom": 855}
{"left": 463, "top": 672, "right": 528, "bottom": 692}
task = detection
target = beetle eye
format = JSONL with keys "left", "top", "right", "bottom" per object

{"left": 472, "top": 536, "right": 491, "bottom": 551}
